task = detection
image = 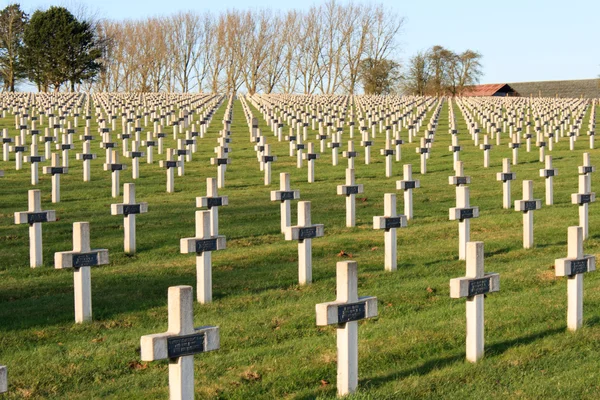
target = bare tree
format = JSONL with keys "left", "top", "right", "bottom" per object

{"left": 171, "top": 11, "right": 202, "bottom": 92}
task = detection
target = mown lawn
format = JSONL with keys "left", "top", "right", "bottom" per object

{"left": 0, "top": 96, "right": 599, "bottom": 399}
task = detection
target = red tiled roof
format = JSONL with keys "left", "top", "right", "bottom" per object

{"left": 462, "top": 84, "right": 507, "bottom": 97}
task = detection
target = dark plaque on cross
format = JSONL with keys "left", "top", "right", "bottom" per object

{"left": 467, "top": 277, "right": 490, "bottom": 297}
{"left": 73, "top": 253, "right": 99, "bottom": 268}
{"left": 524, "top": 201, "right": 537, "bottom": 211}
{"left": 384, "top": 217, "right": 403, "bottom": 230}
{"left": 337, "top": 302, "right": 366, "bottom": 323}
{"left": 280, "top": 191, "right": 295, "bottom": 201}
{"left": 299, "top": 227, "right": 318, "bottom": 240}
{"left": 570, "top": 259, "right": 588, "bottom": 275}
{"left": 345, "top": 186, "right": 359, "bottom": 195}
{"left": 27, "top": 212, "right": 48, "bottom": 224}
{"left": 459, "top": 208, "right": 474, "bottom": 220}
{"left": 123, "top": 204, "right": 141, "bottom": 216}
{"left": 206, "top": 198, "right": 222, "bottom": 208}
{"left": 580, "top": 194, "right": 592, "bottom": 204}
{"left": 167, "top": 333, "right": 205, "bottom": 358}
{"left": 195, "top": 239, "right": 218, "bottom": 253}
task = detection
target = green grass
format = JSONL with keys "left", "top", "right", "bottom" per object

{"left": 1, "top": 97, "right": 599, "bottom": 399}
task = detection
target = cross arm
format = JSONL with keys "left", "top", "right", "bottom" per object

{"left": 111, "top": 202, "right": 149, "bottom": 215}
{"left": 15, "top": 210, "right": 56, "bottom": 225}
{"left": 514, "top": 199, "right": 542, "bottom": 212}
{"left": 449, "top": 176, "right": 471, "bottom": 186}
{"left": 450, "top": 273, "right": 500, "bottom": 298}
{"left": 180, "top": 236, "right": 226, "bottom": 254}
{"left": 196, "top": 196, "right": 229, "bottom": 208}
{"left": 55, "top": 249, "right": 109, "bottom": 269}
{"left": 270, "top": 190, "right": 300, "bottom": 201}
{"left": 539, "top": 169, "right": 557, "bottom": 178}
{"left": 373, "top": 215, "right": 407, "bottom": 230}
{"left": 496, "top": 172, "right": 516, "bottom": 182}
{"left": 555, "top": 256, "right": 596, "bottom": 276}
{"left": 449, "top": 207, "right": 479, "bottom": 221}
{"left": 571, "top": 193, "right": 596, "bottom": 205}
{"left": 316, "top": 296, "right": 378, "bottom": 326}
{"left": 337, "top": 185, "right": 364, "bottom": 196}
{"left": 284, "top": 224, "right": 324, "bottom": 241}
{"left": 396, "top": 180, "right": 420, "bottom": 190}
{"left": 140, "top": 326, "right": 220, "bottom": 361}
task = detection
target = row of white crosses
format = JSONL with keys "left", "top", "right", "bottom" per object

{"left": 180, "top": 178, "right": 228, "bottom": 303}
{"left": 140, "top": 177, "right": 229, "bottom": 398}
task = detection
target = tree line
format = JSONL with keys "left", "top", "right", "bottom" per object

{"left": 0, "top": 4, "right": 102, "bottom": 92}
{"left": 401, "top": 45, "right": 483, "bottom": 96}
{"left": 0, "top": 1, "right": 404, "bottom": 94}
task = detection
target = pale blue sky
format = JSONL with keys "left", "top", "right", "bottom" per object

{"left": 10, "top": 0, "right": 600, "bottom": 84}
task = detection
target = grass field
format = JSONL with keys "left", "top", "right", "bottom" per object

{"left": 1, "top": 97, "right": 599, "bottom": 399}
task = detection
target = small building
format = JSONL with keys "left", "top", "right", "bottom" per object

{"left": 462, "top": 83, "right": 517, "bottom": 97}
{"left": 463, "top": 79, "right": 600, "bottom": 98}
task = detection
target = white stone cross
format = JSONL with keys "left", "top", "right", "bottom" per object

{"left": 54, "top": 222, "right": 109, "bottom": 323}
{"left": 262, "top": 144, "right": 277, "bottom": 185}
{"left": 210, "top": 146, "right": 230, "bottom": 188}
{"left": 449, "top": 160, "right": 471, "bottom": 187}
{"left": 496, "top": 158, "right": 516, "bottom": 209}
{"left": 159, "top": 149, "right": 181, "bottom": 193}
{"left": 416, "top": 137, "right": 429, "bottom": 174}
{"left": 76, "top": 140, "right": 96, "bottom": 182}
{"left": 536, "top": 134, "right": 546, "bottom": 163}
{"left": 508, "top": 135, "right": 520, "bottom": 165}
{"left": 196, "top": 177, "right": 228, "bottom": 237}
{"left": 284, "top": 201, "right": 324, "bottom": 285}
{"left": 0, "top": 365, "right": 6, "bottom": 393}
{"left": 342, "top": 141, "right": 358, "bottom": 169}
{"left": 539, "top": 155, "right": 558, "bottom": 205}
{"left": 270, "top": 173, "right": 300, "bottom": 233}
{"left": 337, "top": 168, "right": 364, "bottom": 227}
{"left": 111, "top": 183, "right": 148, "bottom": 253}
{"left": 43, "top": 153, "right": 68, "bottom": 203}
{"left": 450, "top": 241, "right": 500, "bottom": 362}
{"left": 449, "top": 186, "right": 480, "bottom": 260}
{"left": 141, "top": 286, "right": 219, "bottom": 400}
{"left": 302, "top": 142, "right": 319, "bottom": 183}
{"left": 14, "top": 189, "right": 56, "bottom": 267}
{"left": 328, "top": 131, "right": 341, "bottom": 166}
{"left": 141, "top": 132, "right": 156, "bottom": 163}
{"left": 578, "top": 152, "right": 595, "bottom": 187}
{"left": 555, "top": 226, "right": 596, "bottom": 331}
{"left": 380, "top": 140, "right": 395, "bottom": 178}
{"left": 571, "top": 173, "right": 595, "bottom": 240}
{"left": 479, "top": 135, "right": 492, "bottom": 168}
{"left": 127, "top": 140, "right": 145, "bottom": 179}
{"left": 316, "top": 260, "right": 377, "bottom": 396}
{"left": 104, "top": 149, "right": 127, "bottom": 198}
{"left": 10, "top": 135, "right": 27, "bottom": 170}
{"left": 373, "top": 193, "right": 407, "bottom": 271}
{"left": 448, "top": 135, "right": 462, "bottom": 166}
{"left": 396, "top": 164, "right": 420, "bottom": 220}
{"left": 176, "top": 138, "right": 188, "bottom": 176}
{"left": 23, "top": 144, "right": 45, "bottom": 185}
{"left": 56, "top": 134, "right": 74, "bottom": 167}
{"left": 360, "top": 128, "right": 372, "bottom": 165}
{"left": 180, "top": 210, "right": 226, "bottom": 303}
{"left": 514, "top": 180, "right": 542, "bottom": 249}
{"left": 296, "top": 134, "right": 305, "bottom": 168}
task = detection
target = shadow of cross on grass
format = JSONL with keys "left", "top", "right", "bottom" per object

{"left": 352, "top": 326, "right": 566, "bottom": 393}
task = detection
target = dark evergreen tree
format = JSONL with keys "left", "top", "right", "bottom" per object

{"left": 22, "top": 6, "right": 102, "bottom": 91}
